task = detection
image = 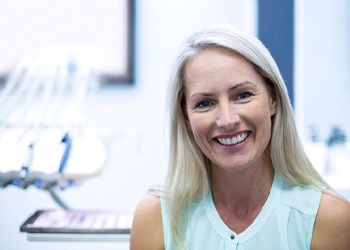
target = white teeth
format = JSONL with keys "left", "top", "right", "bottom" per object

{"left": 232, "top": 137, "right": 238, "bottom": 144}
{"left": 217, "top": 133, "right": 248, "bottom": 145}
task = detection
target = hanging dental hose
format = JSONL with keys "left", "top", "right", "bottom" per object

{"left": 0, "top": 47, "right": 106, "bottom": 208}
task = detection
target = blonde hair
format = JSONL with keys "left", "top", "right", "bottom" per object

{"left": 163, "top": 24, "right": 329, "bottom": 249}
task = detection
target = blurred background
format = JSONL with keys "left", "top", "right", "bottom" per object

{"left": 0, "top": 0, "right": 349, "bottom": 249}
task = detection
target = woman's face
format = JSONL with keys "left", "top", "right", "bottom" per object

{"left": 183, "top": 47, "right": 276, "bottom": 173}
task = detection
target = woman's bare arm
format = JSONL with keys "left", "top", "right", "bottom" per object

{"left": 311, "top": 191, "right": 350, "bottom": 249}
{"left": 130, "top": 194, "right": 164, "bottom": 250}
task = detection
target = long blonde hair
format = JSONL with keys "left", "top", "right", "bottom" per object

{"left": 163, "top": 24, "right": 329, "bottom": 249}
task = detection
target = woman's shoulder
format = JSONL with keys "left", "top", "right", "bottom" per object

{"left": 311, "top": 190, "right": 350, "bottom": 250}
{"left": 130, "top": 193, "right": 164, "bottom": 250}
{"left": 278, "top": 177, "right": 322, "bottom": 215}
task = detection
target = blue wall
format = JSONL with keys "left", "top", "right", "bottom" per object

{"left": 258, "top": 0, "right": 295, "bottom": 106}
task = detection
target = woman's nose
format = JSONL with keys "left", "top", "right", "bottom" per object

{"left": 215, "top": 104, "right": 239, "bottom": 129}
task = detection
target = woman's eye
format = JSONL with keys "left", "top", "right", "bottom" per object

{"left": 196, "top": 100, "right": 211, "bottom": 108}
{"left": 238, "top": 92, "right": 252, "bottom": 100}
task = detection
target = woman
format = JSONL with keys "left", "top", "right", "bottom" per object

{"left": 130, "top": 24, "right": 350, "bottom": 249}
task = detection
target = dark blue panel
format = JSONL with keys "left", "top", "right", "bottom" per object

{"left": 258, "top": 0, "right": 294, "bottom": 107}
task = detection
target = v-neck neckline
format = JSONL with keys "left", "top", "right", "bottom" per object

{"left": 204, "top": 172, "right": 283, "bottom": 243}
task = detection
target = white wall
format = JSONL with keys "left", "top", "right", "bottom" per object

{"left": 295, "top": 0, "right": 350, "bottom": 196}
{"left": 0, "top": 1, "right": 257, "bottom": 249}
{"left": 295, "top": 0, "right": 350, "bottom": 140}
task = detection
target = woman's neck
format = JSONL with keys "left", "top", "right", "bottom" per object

{"left": 211, "top": 163, "right": 274, "bottom": 204}
{"left": 210, "top": 163, "right": 274, "bottom": 233}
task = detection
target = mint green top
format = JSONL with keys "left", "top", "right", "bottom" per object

{"left": 160, "top": 173, "right": 322, "bottom": 250}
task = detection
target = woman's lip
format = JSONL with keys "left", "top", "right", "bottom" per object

{"left": 214, "top": 131, "right": 250, "bottom": 140}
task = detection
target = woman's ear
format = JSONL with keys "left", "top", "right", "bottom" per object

{"left": 269, "top": 96, "right": 277, "bottom": 117}
{"left": 265, "top": 79, "right": 277, "bottom": 117}
{"left": 185, "top": 117, "right": 193, "bottom": 132}
{"left": 181, "top": 101, "right": 193, "bottom": 132}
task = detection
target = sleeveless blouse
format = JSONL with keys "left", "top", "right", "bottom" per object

{"left": 160, "top": 173, "right": 322, "bottom": 249}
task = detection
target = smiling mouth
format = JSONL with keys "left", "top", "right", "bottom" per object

{"left": 216, "top": 133, "right": 248, "bottom": 146}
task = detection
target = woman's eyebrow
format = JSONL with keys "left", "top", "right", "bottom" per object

{"left": 188, "top": 81, "right": 256, "bottom": 99}
{"left": 229, "top": 81, "right": 255, "bottom": 90}
{"left": 190, "top": 92, "right": 213, "bottom": 99}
